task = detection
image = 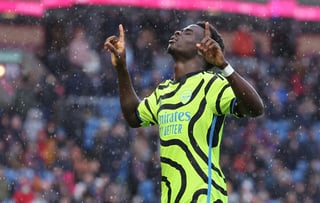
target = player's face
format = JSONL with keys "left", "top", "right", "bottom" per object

{"left": 167, "top": 24, "right": 204, "bottom": 57}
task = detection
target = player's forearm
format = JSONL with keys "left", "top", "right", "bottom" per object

{"left": 116, "top": 66, "right": 141, "bottom": 127}
{"left": 226, "top": 71, "right": 264, "bottom": 117}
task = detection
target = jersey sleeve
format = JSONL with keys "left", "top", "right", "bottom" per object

{"left": 218, "top": 85, "right": 240, "bottom": 117}
{"left": 207, "top": 75, "right": 241, "bottom": 117}
{"left": 137, "top": 90, "right": 159, "bottom": 127}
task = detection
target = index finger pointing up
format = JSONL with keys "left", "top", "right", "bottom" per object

{"left": 205, "top": 21, "right": 211, "bottom": 38}
{"left": 119, "top": 24, "right": 125, "bottom": 42}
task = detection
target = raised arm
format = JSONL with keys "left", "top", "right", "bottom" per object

{"left": 197, "top": 22, "right": 264, "bottom": 117}
{"left": 222, "top": 71, "right": 264, "bottom": 117}
{"left": 104, "top": 24, "right": 141, "bottom": 127}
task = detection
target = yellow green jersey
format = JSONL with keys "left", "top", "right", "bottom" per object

{"left": 137, "top": 70, "right": 240, "bottom": 203}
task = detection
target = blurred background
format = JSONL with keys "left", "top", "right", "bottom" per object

{"left": 0, "top": 0, "right": 319, "bottom": 202}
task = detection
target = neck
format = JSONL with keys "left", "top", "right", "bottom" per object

{"left": 173, "top": 57, "right": 206, "bottom": 80}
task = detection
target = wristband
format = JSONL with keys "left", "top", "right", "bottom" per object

{"left": 221, "top": 64, "right": 234, "bottom": 77}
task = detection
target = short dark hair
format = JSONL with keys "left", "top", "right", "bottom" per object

{"left": 196, "top": 21, "right": 224, "bottom": 52}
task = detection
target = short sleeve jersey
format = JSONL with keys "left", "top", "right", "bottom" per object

{"left": 137, "top": 70, "right": 239, "bottom": 203}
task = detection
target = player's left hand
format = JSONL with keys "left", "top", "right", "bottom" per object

{"left": 196, "top": 22, "right": 228, "bottom": 69}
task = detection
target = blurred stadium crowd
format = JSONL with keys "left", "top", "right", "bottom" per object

{"left": 0, "top": 7, "right": 319, "bottom": 203}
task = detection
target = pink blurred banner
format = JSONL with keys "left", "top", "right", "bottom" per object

{"left": 0, "top": 0, "right": 319, "bottom": 21}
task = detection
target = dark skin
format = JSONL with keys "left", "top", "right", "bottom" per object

{"left": 104, "top": 22, "right": 264, "bottom": 128}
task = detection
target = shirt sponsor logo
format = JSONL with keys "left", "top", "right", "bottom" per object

{"left": 159, "top": 111, "right": 191, "bottom": 136}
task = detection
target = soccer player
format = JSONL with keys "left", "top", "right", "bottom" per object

{"left": 104, "top": 21, "right": 264, "bottom": 203}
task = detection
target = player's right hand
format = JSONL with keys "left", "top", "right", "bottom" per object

{"left": 104, "top": 24, "right": 126, "bottom": 68}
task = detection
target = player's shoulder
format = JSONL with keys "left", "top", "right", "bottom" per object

{"left": 157, "top": 79, "right": 172, "bottom": 89}
{"left": 202, "top": 69, "right": 226, "bottom": 81}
